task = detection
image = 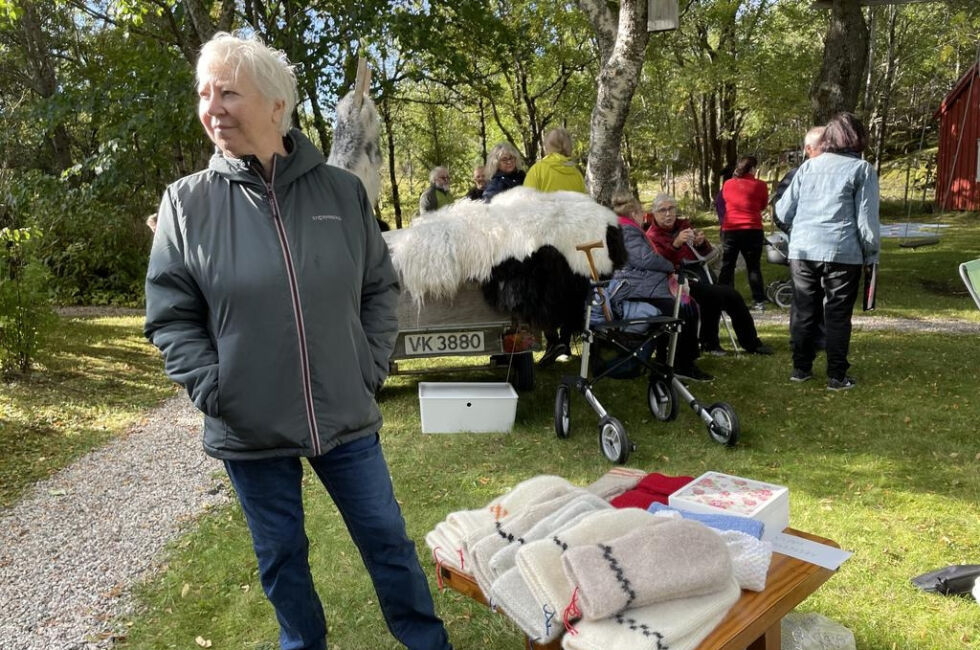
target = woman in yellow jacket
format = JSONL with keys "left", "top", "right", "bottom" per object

{"left": 524, "top": 127, "right": 587, "bottom": 194}
{"left": 524, "top": 127, "right": 587, "bottom": 365}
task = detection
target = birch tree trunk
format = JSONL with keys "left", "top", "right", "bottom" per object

{"left": 576, "top": 0, "right": 648, "bottom": 207}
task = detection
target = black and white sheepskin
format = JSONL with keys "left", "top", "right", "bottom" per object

{"left": 382, "top": 187, "right": 626, "bottom": 332}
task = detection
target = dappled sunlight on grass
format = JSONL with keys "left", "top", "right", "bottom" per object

{"left": 0, "top": 315, "right": 176, "bottom": 507}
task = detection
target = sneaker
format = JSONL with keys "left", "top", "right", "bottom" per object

{"left": 751, "top": 301, "right": 767, "bottom": 313}
{"left": 538, "top": 344, "right": 567, "bottom": 368}
{"left": 675, "top": 364, "right": 714, "bottom": 382}
{"left": 790, "top": 368, "right": 813, "bottom": 382}
{"left": 750, "top": 343, "right": 773, "bottom": 355}
{"left": 555, "top": 344, "right": 573, "bottom": 363}
{"left": 827, "top": 376, "right": 857, "bottom": 391}
{"left": 704, "top": 347, "right": 728, "bottom": 357}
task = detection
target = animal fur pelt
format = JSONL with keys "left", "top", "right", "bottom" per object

{"left": 382, "top": 187, "right": 621, "bottom": 303}
{"left": 327, "top": 91, "right": 382, "bottom": 206}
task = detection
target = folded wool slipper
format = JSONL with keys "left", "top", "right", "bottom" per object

{"left": 517, "top": 508, "right": 662, "bottom": 643}
{"left": 489, "top": 493, "right": 610, "bottom": 577}
{"left": 561, "top": 519, "right": 733, "bottom": 620}
{"left": 425, "top": 522, "right": 464, "bottom": 570}
{"left": 471, "top": 487, "right": 581, "bottom": 595}
{"left": 648, "top": 502, "right": 765, "bottom": 539}
{"left": 490, "top": 566, "right": 561, "bottom": 643}
{"left": 911, "top": 564, "right": 980, "bottom": 597}
{"left": 560, "top": 577, "right": 741, "bottom": 650}
{"left": 585, "top": 467, "right": 647, "bottom": 500}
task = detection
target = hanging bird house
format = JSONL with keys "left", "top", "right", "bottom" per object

{"left": 647, "top": 0, "right": 679, "bottom": 32}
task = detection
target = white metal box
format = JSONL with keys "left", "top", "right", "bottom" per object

{"left": 418, "top": 382, "right": 518, "bottom": 434}
{"left": 668, "top": 471, "right": 789, "bottom": 540}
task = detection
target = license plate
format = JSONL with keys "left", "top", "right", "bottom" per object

{"left": 403, "top": 331, "right": 485, "bottom": 356}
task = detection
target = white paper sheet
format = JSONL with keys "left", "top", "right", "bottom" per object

{"left": 771, "top": 532, "right": 853, "bottom": 570}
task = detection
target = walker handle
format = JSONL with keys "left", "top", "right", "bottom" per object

{"left": 575, "top": 240, "right": 612, "bottom": 321}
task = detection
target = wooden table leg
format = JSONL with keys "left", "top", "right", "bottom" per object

{"left": 746, "top": 622, "right": 781, "bottom": 650}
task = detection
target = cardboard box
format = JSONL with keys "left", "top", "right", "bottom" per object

{"left": 418, "top": 382, "right": 518, "bottom": 434}
{"left": 668, "top": 471, "right": 789, "bottom": 539}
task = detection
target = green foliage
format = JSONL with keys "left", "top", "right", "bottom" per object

{"left": 0, "top": 226, "right": 55, "bottom": 374}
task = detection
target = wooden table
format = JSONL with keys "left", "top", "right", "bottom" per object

{"left": 434, "top": 528, "right": 839, "bottom": 650}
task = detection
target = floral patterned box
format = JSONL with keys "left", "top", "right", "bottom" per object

{"left": 668, "top": 471, "right": 789, "bottom": 539}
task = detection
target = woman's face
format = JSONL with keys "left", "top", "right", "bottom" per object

{"left": 197, "top": 60, "right": 285, "bottom": 161}
{"left": 652, "top": 203, "right": 678, "bottom": 229}
{"left": 498, "top": 152, "right": 517, "bottom": 173}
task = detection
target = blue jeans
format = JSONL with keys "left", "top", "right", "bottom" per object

{"left": 224, "top": 434, "right": 451, "bottom": 650}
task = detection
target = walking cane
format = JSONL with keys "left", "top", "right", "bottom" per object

{"left": 576, "top": 241, "right": 614, "bottom": 322}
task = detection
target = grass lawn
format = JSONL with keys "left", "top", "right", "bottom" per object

{"left": 2, "top": 210, "right": 978, "bottom": 649}
{"left": 0, "top": 314, "right": 176, "bottom": 508}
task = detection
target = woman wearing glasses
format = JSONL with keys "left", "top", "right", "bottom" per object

{"left": 645, "top": 194, "right": 772, "bottom": 357}
{"left": 482, "top": 142, "right": 526, "bottom": 202}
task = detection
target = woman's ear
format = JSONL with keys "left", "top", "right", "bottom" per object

{"left": 272, "top": 99, "right": 286, "bottom": 125}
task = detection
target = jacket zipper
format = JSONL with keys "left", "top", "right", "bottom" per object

{"left": 259, "top": 157, "right": 322, "bottom": 456}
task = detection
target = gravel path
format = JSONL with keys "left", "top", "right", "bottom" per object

{"left": 0, "top": 394, "right": 229, "bottom": 650}
{"left": 0, "top": 311, "right": 976, "bottom": 650}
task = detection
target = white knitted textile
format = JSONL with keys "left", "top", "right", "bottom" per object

{"left": 515, "top": 509, "right": 662, "bottom": 643}
{"left": 718, "top": 529, "right": 773, "bottom": 592}
{"left": 489, "top": 493, "right": 610, "bottom": 577}
{"left": 469, "top": 485, "right": 579, "bottom": 596}
{"left": 561, "top": 577, "right": 741, "bottom": 650}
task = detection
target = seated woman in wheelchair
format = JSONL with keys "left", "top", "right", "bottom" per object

{"left": 609, "top": 192, "right": 714, "bottom": 382}
{"left": 645, "top": 193, "right": 773, "bottom": 357}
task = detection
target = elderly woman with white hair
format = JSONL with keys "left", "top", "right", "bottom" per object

{"left": 144, "top": 33, "right": 451, "bottom": 650}
{"left": 481, "top": 141, "right": 526, "bottom": 202}
{"left": 420, "top": 165, "right": 453, "bottom": 212}
{"left": 645, "top": 193, "right": 772, "bottom": 357}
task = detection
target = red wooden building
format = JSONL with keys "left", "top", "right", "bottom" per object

{"left": 934, "top": 62, "right": 980, "bottom": 212}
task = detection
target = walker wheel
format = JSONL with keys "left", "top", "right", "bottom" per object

{"left": 598, "top": 416, "right": 632, "bottom": 464}
{"left": 647, "top": 378, "right": 678, "bottom": 422}
{"left": 773, "top": 283, "right": 793, "bottom": 309}
{"left": 554, "top": 385, "right": 571, "bottom": 439}
{"left": 706, "top": 402, "right": 740, "bottom": 447}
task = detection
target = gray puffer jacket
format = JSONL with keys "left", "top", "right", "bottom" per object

{"left": 611, "top": 217, "right": 676, "bottom": 308}
{"left": 145, "top": 129, "right": 399, "bottom": 460}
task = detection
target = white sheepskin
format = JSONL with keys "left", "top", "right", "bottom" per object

{"left": 382, "top": 187, "right": 619, "bottom": 301}
{"left": 327, "top": 91, "right": 383, "bottom": 206}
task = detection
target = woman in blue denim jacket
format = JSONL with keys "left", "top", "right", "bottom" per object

{"left": 774, "top": 112, "right": 880, "bottom": 391}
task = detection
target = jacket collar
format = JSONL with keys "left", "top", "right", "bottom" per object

{"left": 208, "top": 129, "right": 326, "bottom": 188}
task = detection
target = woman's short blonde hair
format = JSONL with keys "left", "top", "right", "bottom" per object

{"left": 197, "top": 32, "right": 298, "bottom": 136}
{"left": 543, "top": 127, "right": 573, "bottom": 157}
{"left": 485, "top": 142, "right": 525, "bottom": 177}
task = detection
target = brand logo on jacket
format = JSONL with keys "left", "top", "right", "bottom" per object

{"left": 312, "top": 214, "right": 342, "bottom": 222}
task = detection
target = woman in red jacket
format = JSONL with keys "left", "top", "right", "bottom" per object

{"left": 646, "top": 194, "right": 772, "bottom": 356}
{"left": 719, "top": 156, "right": 768, "bottom": 311}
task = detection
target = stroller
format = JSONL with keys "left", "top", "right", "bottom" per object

{"left": 765, "top": 231, "right": 793, "bottom": 308}
{"left": 553, "top": 241, "right": 740, "bottom": 464}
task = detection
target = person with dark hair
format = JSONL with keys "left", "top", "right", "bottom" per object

{"left": 719, "top": 156, "right": 769, "bottom": 311}
{"left": 774, "top": 112, "right": 880, "bottom": 391}
{"left": 482, "top": 142, "right": 526, "bottom": 203}
{"left": 609, "top": 192, "right": 713, "bottom": 382}
{"left": 646, "top": 193, "right": 772, "bottom": 357}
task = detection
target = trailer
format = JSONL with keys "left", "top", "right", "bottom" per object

{"left": 388, "top": 281, "right": 537, "bottom": 391}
